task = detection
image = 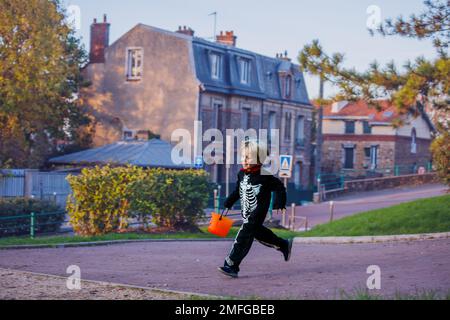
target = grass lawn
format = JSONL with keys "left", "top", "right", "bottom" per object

{"left": 1, "top": 195, "right": 448, "bottom": 247}
{"left": 0, "top": 226, "right": 303, "bottom": 247}
{"left": 298, "top": 194, "right": 450, "bottom": 237}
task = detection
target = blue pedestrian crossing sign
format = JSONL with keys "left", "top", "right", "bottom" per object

{"left": 194, "top": 156, "right": 204, "bottom": 169}
{"left": 279, "top": 155, "right": 293, "bottom": 178}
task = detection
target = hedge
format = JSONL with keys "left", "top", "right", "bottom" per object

{"left": 66, "top": 166, "right": 210, "bottom": 236}
{"left": 129, "top": 168, "right": 210, "bottom": 230}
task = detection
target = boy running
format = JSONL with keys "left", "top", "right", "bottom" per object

{"left": 218, "top": 139, "right": 293, "bottom": 278}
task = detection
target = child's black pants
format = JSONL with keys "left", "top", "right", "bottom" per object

{"left": 225, "top": 214, "right": 286, "bottom": 270}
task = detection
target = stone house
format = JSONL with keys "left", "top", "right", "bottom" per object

{"left": 81, "top": 16, "right": 313, "bottom": 189}
{"left": 317, "top": 100, "right": 436, "bottom": 177}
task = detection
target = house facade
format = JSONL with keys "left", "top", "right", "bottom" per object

{"left": 318, "top": 100, "right": 435, "bottom": 177}
{"left": 81, "top": 16, "right": 314, "bottom": 189}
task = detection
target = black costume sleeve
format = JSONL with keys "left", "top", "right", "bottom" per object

{"left": 270, "top": 175, "right": 287, "bottom": 210}
{"left": 224, "top": 173, "right": 241, "bottom": 209}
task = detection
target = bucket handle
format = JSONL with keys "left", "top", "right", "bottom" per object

{"left": 219, "top": 208, "right": 229, "bottom": 220}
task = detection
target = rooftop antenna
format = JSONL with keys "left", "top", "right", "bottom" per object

{"left": 208, "top": 11, "right": 217, "bottom": 40}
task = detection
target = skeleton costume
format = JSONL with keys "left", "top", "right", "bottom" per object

{"left": 223, "top": 164, "right": 287, "bottom": 272}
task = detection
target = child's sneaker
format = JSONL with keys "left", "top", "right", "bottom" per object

{"left": 281, "top": 238, "right": 293, "bottom": 262}
{"left": 218, "top": 261, "right": 239, "bottom": 278}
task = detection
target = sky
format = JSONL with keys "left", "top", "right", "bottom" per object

{"left": 64, "top": 0, "right": 439, "bottom": 99}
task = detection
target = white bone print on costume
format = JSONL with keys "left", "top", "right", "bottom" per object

{"left": 240, "top": 174, "right": 262, "bottom": 219}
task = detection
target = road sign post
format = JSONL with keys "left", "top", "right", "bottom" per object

{"left": 279, "top": 155, "right": 293, "bottom": 189}
{"left": 279, "top": 155, "right": 293, "bottom": 178}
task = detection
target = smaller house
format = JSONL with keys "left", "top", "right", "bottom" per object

{"left": 48, "top": 138, "right": 192, "bottom": 169}
{"left": 317, "top": 100, "right": 436, "bottom": 177}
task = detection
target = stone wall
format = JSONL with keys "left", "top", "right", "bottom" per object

{"left": 322, "top": 134, "right": 433, "bottom": 175}
{"left": 322, "top": 135, "right": 397, "bottom": 173}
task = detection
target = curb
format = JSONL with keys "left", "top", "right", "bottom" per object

{"left": 294, "top": 232, "right": 450, "bottom": 244}
{"left": 2, "top": 232, "right": 449, "bottom": 250}
{"left": 0, "top": 238, "right": 234, "bottom": 250}
{"left": 0, "top": 268, "right": 224, "bottom": 300}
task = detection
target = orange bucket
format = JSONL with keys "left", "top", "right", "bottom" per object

{"left": 208, "top": 209, "right": 233, "bottom": 238}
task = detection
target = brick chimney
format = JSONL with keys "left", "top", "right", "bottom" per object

{"left": 176, "top": 25, "right": 195, "bottom": 36}
{"left": 216, "top": 31, "right": 237, "bottom": 46}
{"left": 89, "top": 14, "right": 110, "bottom": 64}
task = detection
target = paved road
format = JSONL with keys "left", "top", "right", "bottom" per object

{"left": 285, "top": 183, "right": 448, "bottom": 229}
{"left": 1, "top": 238, "right": 449, "bottom": 299}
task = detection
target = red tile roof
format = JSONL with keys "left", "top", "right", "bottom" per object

{"left": 313, "top": 100, "right": 402, "bottom": 123}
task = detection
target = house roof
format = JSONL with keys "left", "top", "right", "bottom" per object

{"left": 103, "top": 23, "right": 311, "bottom": 105}
{"left": 48, "top": 139, "right": 192, "bottom": 169}
{"left": 192, "top": 38, "right": 310, "bottom": 105}
{"left": 313, "top": 99, "right": 437, "bottom": 132}
{"left": 313, "top": 100, "right": 402, "bottom": 123}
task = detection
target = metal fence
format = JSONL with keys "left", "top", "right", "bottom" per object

{"left": 0, "top": 170, "right": 74, "bottom": 208}
{"left": 0, "top": 210, "right": 67, "bottom": 239}
{"left": 0, "top": 175, "right": 24, "bottom": 198}
{"left": 318, "top": 162, "right": 435, "bottom": 191}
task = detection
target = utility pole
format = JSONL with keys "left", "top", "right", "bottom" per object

{"left": 315, "top": 76, "right": 324, "bottom": 187}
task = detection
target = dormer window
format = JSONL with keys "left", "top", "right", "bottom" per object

{"left": 210, "top": 53, "right": 221, "bottom": 79}
{"left": 126, "top": 48, "right": 143, "bottom": 80}
{"left": 285, "top": 75, "right": 292, "bottom": 98}
{"left": 123, "top": 129, "right": 135, "bottom": 140}
{"left": 239, "top": 58, "right": 251, "bottom": 84}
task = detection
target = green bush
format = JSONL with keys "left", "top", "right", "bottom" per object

{"left": 0, "top": 198, "right": 63, "bottom": 238}
{"left": 129, "top": 169, "right": 210, "bottom": 230}
{"left": 66, "top": 166, "right": 210, "bottom": 235}
{"left": 66, "top": 165, "right": 145, "bottom": 236}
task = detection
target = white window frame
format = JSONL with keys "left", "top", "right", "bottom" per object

{"left": 239, "top": 58, "right": 251, "bottom": 84}
{"left": 126, "top": 47, "right": 144, "bottom": 80}
{"left": 210, "top": 53, "right": 221, "bottom": 79}
{"left": 370, "top": 146, "right": 378, "bottom": 170}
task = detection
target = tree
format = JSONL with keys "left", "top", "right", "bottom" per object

{"left": 299, "top": 1, "right": 449, "bottom": 121}
{"left": 299, "top": 40, "right": 345, "bottom": 180}
{"left": 371, "top": 0, "right": 449, "bottom": 56}
{"left": 0, "top": 0, "right": 91, "bottom": 168}
{"left": 298, "top": 0, "right": 449, "bottom": 186}
{"left": 430, "top": 130, "right": 450, "bottom": 186}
